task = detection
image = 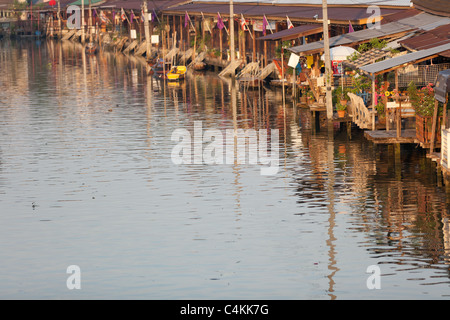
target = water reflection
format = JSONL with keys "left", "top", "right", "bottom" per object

{"left": 0, "top": 39, "right": 450, "bottom": 298}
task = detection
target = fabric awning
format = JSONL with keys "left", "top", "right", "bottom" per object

{"left": 257, "top": 24, "right": 323, "bottom": 41}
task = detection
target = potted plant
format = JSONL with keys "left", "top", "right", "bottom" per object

{"left": 307, "top": 90, "right": 315, "bottom": 103}
{"left": 408, "top": 81, "right": 442, "bottom": 143}
{"left": 299, "top": 88, "right": 308, "bottom": 104}
{"left": 336, "top": 102, "right": 347, "bottom": 118}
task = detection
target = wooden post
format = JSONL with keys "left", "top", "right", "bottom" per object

{"left": 397, "top": 98, "right": 402, "bottom": 138}
{"left": 264, "top": 40, "right": 267, "bottom": 68}
{"left": 385, "top": 90, "right": 389, "bottom": 131}
{"left": 371, "top": 74, "right": 376, "bottom": 131}
{"left": 143, "top": 1, "right": 151, "bottom": 57}
{"left": 242, "top": 30, "right": 246, "bottom": 63}
{"left": 219, "top": 27, "right": 223, "bottom": 60}
{"left": 252, "top": 26, "right": 256, "bottom": 62}
{"left": 430, "top": 99, "right": 440, "bottom": 153}
{"left": 180, "top": 15, "right": 183, "bottom": 51}
{"left": 443, "top": 95, "right": 448, "bottom": 129}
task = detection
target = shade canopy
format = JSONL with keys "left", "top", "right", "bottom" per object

{"left": 321, "top": 46, "right": 357, "bottom": 61}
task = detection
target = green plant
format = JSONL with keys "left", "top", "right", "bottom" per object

{"left": 375, "top": 101, "right": 385, "bottom": 115}
{"left": 336, "top": 102, "right": 347, "bottom": 111}
{"left": 408, "top": 81, "right": 439, "bottom": 117}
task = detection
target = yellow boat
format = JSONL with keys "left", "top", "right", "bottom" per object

{"left": 167, "top": 66, "right": 187, "bottom": 81}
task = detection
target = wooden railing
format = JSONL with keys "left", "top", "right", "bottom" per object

{"left": 348, "top": 93, "right": 374, "bottom": 130}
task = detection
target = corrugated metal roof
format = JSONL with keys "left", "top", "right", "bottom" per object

{"left": 289, "top": 12, "right": 450, "bottom": 55}
{"left": 360, "top": 43, "right": 450, "bottom": 74}
{"left": 400, "top": 23, "right": 450, "bottom": 51}
{"left": 98, "top": 0, "right": 188, "bottom": 10}
{"left": 164, "top": 3, "right": 403, "bottom": 23}
{"left": 413, "top": 0, "right": 450, "bottom": 17}
{"left": 193, "top": 0, "right": 412, "bottom": 6}
{"left": 257, "top": 24, "right": 323, "bottom": 41}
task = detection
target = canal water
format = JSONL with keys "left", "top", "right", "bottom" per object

{"left": 1, "top": 39, "right": 449, "bottom": 299}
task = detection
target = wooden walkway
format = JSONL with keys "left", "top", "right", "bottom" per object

{"left": 364, "top": 129, "right": 417, "bottom": 144}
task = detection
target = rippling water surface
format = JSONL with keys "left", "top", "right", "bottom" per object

{"left": 1, "top": 39, "right": 450, "bottom": 299}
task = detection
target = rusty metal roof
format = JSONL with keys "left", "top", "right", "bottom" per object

{"left": 257, "top": 24, "right": 323, "bottom": 41}
{"left": 360, "top": 43, "right": 450, "bottom": 75}
{"left": 163, "top": 3, "right": 404, "bottom": 24}
{"left": 400, "top": 23, "right": 450, "bottom": 51}
{"left": 413, "top": 0, "right": 450, "bottom": 17}
{"left": 289, "top": 12, "right": 450, "bottom": 56}
{"left": 98, "top": 0, "right": 188, "bottom": 10}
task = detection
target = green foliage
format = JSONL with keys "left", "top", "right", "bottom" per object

{"left": 357, "top": 38, "right": 388, "bottom": 53}
{"left": 408, "top": 81, "right": 439, "bottom": 117}
{"left": 376, "top": 101, "right": 385, "bottom": 115}
{"left": 275, "top": 41, "right": 293, "bottom": 58}
{"left": 336, "top": 102, "right": 347, "bottom": 111}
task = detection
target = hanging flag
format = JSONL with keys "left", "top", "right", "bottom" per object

{"left": 240, "top": 14, "right": 253, "bottom": 39}
{"left": 141, "top": 8, "right": 145, "bottom": 22}
{"left": 152, "top": 8, "right": 158, "bottom": 23}
{"left": 262, "top": 15, "right": 269, "bottom": 36}
{"left": 217, "top": 12, "right": 224, "bottom": 30}
{"left": 349, "top": 20, "right": 354, "bottom": 33}
{"left": 130, "top": 10, "right": 135, "bottom": 23}
{"left": 185, "top": 11, "right": 190, "bottom": 28}
{"left": 240, "top": 14, "right": 246, "bottom": 31}
{"left": 121, "top": 8, "right": 126, "bottom": 22}
{"left": 93, "top": 9, "right": 97, "bottom": 18}
{"left": 100, "top": 10, "right": 110, "bottom": 24}
{"left": 201, "top": 12, "right": 212, "bottom": 34}
{"left": 287, "top": 15, "right": 294, "bottom": 29}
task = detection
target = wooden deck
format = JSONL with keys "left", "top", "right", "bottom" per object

{"left": 364, "top": 129, "right": 417, "bottom": 144}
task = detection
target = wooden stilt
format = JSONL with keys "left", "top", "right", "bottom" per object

{"left": 430, "top": 99, "right": 440, "bottom": 153}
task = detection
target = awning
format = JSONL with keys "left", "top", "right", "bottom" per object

{"left": 257, "top": 24, "right": 322, "bottom": 41}
{"left": 359, "top": 43, "right": 450, "bottom": 75}
{"left": 289, "top": 12, "right": 450, "bottom": 56}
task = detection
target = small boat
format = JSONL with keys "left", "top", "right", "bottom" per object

{"left": 151, "top": 59, "right": 169, "bottom": 79}
{"left": 167, "top": 66, "right": 187, "bottom": 81}
{"left": 85, "top": 42, "right": 97, "bottom": 54}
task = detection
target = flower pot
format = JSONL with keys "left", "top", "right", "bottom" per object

{"left": 337, "top": 110, "right": 346, "bottom": 118}
{"left": 340, "top": 100, "right": 348, "bottom": 106}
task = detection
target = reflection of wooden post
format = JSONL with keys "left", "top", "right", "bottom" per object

{"left": 430, "top": 99, "right": 440, "bottom": 153}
